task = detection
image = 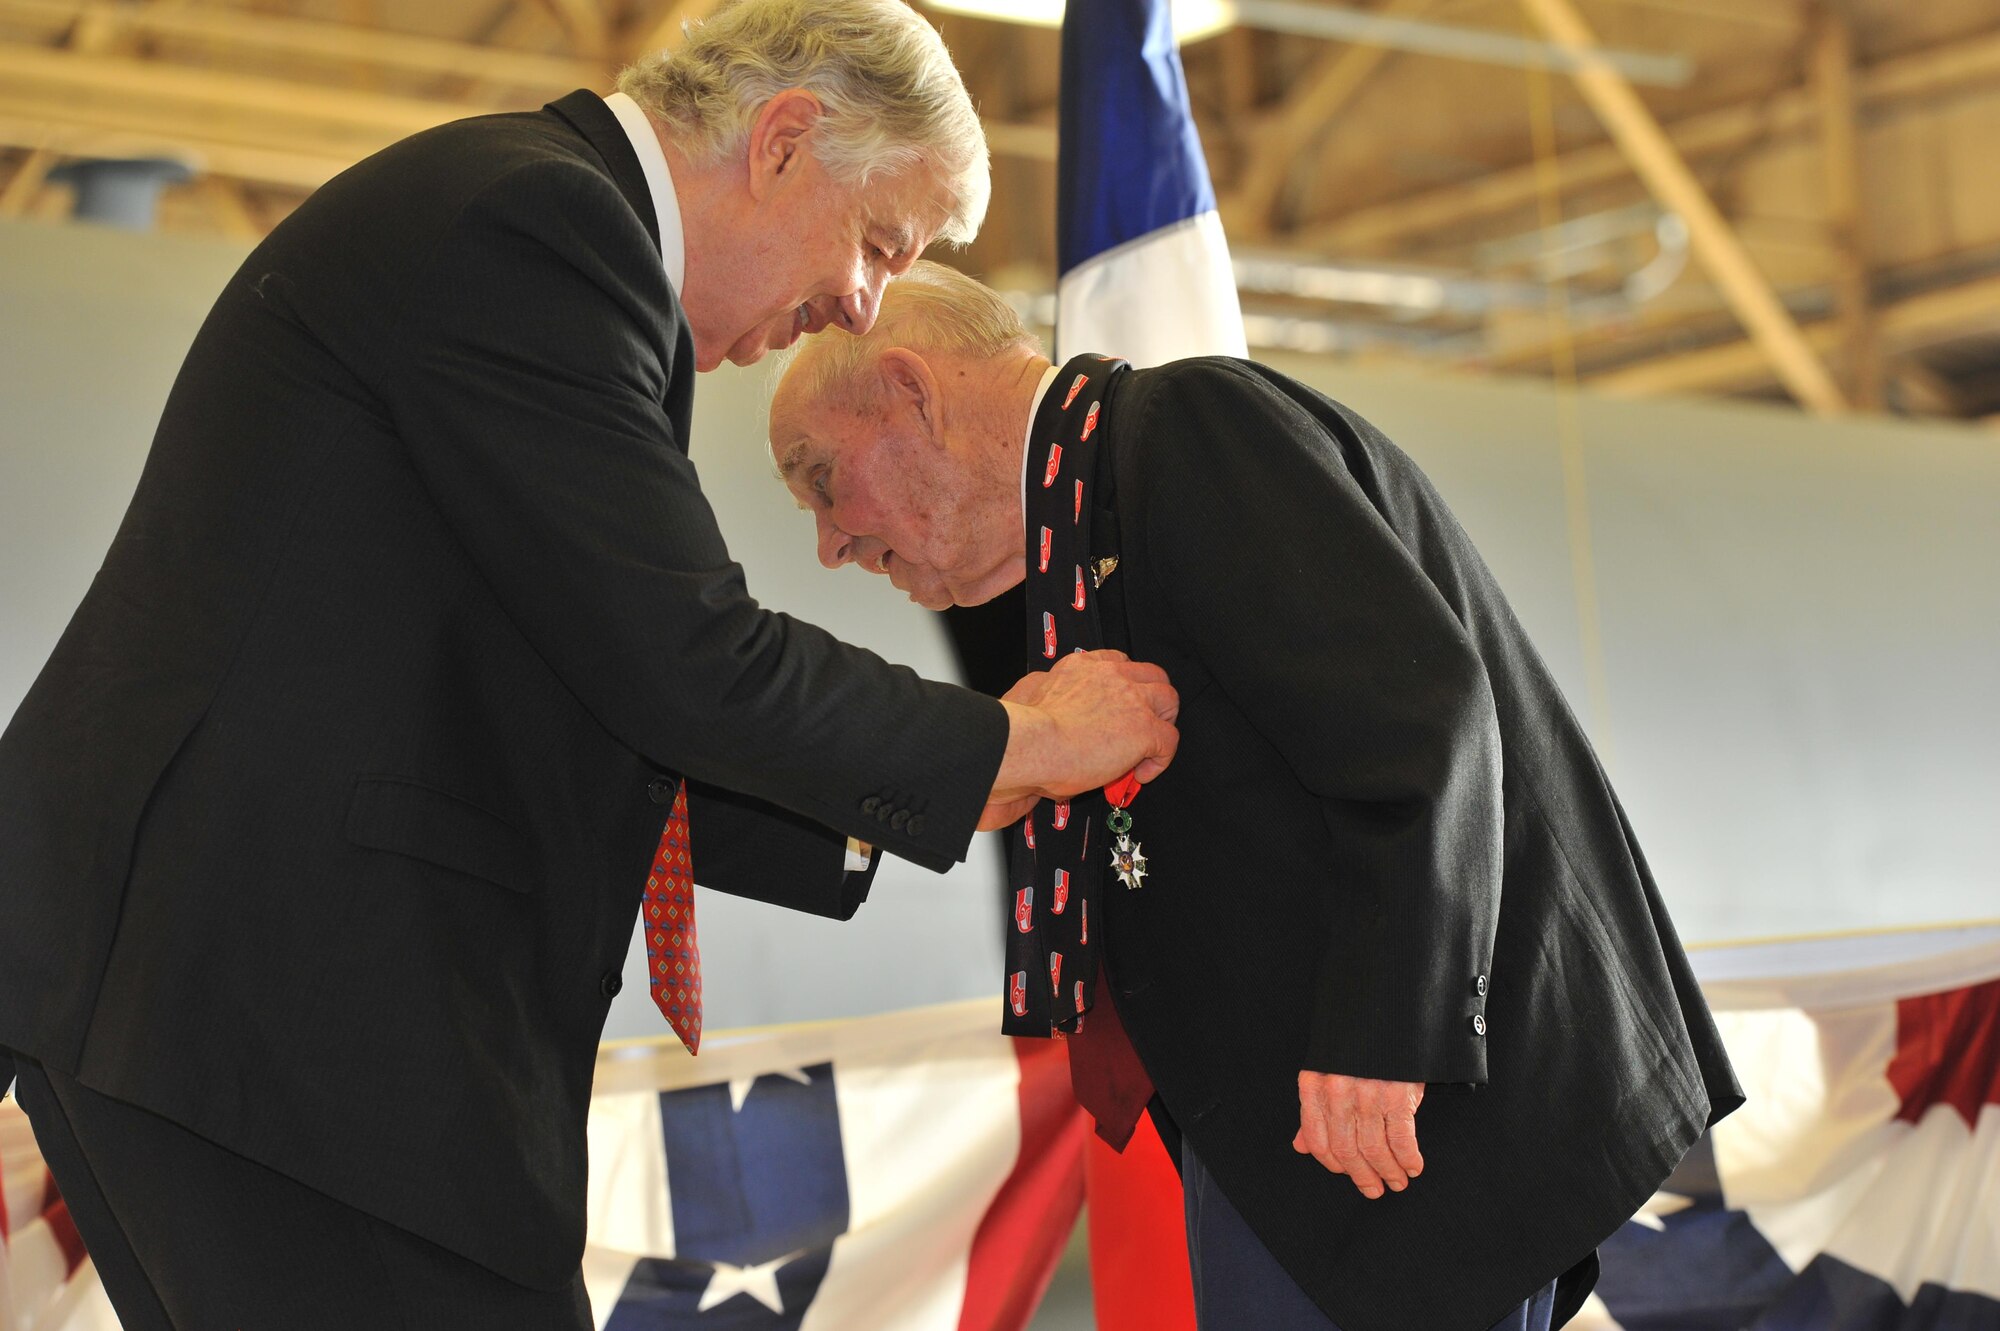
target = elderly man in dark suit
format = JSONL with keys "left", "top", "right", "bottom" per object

{"left": 768, "top": 260, "right": 1743, "bottom": 1331}
{"left": 0, "top": 5, "right": 1180, "bottom": 1327}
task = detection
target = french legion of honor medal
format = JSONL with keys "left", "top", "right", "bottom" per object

{"left": 1103, "top": 771, "right": 1148, "bottom": 889}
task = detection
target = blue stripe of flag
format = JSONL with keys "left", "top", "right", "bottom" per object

{"left": 1057, "top": 0, "right": 1218, "bottom": 277}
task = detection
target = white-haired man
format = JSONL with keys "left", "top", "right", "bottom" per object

{"left": 0, "top": 6, "right": 1178, "bottom": 1326}
{"left": 768, "top": 262, "right": 1741, "bottom": 1331}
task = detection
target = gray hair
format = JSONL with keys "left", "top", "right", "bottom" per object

{"left": 619, "top": 0, "right": 989, "bottom": 245}
{"left": 780, "top": 259, "right": 1041, "bottom": 404}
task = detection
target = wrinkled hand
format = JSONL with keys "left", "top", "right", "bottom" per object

{"left": 1293, "top": 1072, "right": 1425, "bottom": 1199}
{"left": 977, "top": 795, "right": 1039, "bottom": 832}
{"left": 984, "top": 650, "right": 1178, "bottom": 830}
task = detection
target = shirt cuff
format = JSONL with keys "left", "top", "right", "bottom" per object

{"left": 843, "top": 838, "right": 875, "bottom": 873}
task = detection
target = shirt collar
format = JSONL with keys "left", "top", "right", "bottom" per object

{"left": 601, "top": 92, "right": 685, "bottom": 296}
{"left": 1020, "top": 363, "right": 1060, "bottom": 526}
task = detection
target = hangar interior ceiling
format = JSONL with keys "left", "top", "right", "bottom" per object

{"left": 3, "top": 0, "right": 1997, "bottom": 424}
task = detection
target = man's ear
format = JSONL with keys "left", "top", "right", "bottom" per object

{"left": 877, "top": 348, "right": 944, "bottom": 445}
{"left": 745, "top": 89, "right": 825, "bottom": 201}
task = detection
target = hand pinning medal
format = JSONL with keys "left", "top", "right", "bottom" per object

{"left": 1103, "top": 771, "right": 1148, "bottom": 889}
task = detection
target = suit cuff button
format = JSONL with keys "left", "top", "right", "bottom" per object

{"left": 1470, "top": 1013, "right": 1487, "bottom": 1037}
{"left": 890, "top": 809, "right": 910, "bottom": 830}
{"left": 907, "top": 814, "right": 925, "bottom": 837}
{"left": 861, "top": 795, "right": 882, "bottom": 814}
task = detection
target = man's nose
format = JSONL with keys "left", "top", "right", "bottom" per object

{"left": 836, "top": 280, "right": 884, "bottom": 335}
{"left": 815, "top": 512, "right": 852, "bottom": 570}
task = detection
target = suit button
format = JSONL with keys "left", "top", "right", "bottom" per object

{"left": 907, "top": 815, "right": 926, "bottom": 837}
{"left": 600, "top": 971, "right": 623, "bottom": 998}
{"left": 876, "top": 804, "right": 893, "bottom": 823}
{"left": 1470, "top": 1013, "right": 1487, "bottom": 1036}
{"left": 647, "top": 777, "right": 675, "bottom": 805}
{"left": 890, "top": 809, "right": 910, "bottom": 830}
{"left": 1474, "top": 974, "right": 1489, "bottom": 997}
{"left": 861, "top": 795, "right": 882, "bottom": 814}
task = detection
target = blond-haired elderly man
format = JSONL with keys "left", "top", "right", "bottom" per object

{"left": 769, "top": 262, "right": 1741, "bottom": 1331}
{"left": 0, "top": 6, "right": 1178, "bottom": 1325}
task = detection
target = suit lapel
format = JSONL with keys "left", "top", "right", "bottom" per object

{"left": 545, "top": 88, "right": 694, "bottom": 447}
{"left": 546, "top": 89, "right": 661, "bottom": 255}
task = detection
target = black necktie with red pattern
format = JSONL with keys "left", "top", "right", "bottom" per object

{"left": 1003, "top": 353, "right": 1132, "bottom": 1039}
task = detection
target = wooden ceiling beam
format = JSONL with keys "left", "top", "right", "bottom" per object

{"left": 1889, "top": 359, "right": 1965, "bottom": 417}
{"left": 1588, "top": 271, "right": 2000, "bottom": 399}
{"left": 0, "top": 146, "right": 56, "bottom": 215}
{"left": 1220, "top": 0, "right": 1433, "bottom": 240}
{"left": 535, "top": 0, "right": 610, "bottom": 60}
{"left": 0, "top": 107, "right": 366, "bottom": 188}
{"left": 196, "top": 174, "right": 265, "bottom": 242}
{"left": 0, "top": 0, "right": 128, "bottom": 219}
{"left": 1521, "top": 0, "right": 1848, "bottom": 415}
{"left": 0, "top": 0, "right": 608, "bottom": 88}
{"left": 0, "top": 40, "right": 1059, "bottom": 193}
{"left": 0, "top": 43, "right": 477, "bottom": 141}
{"left": 1811, "top": 2, "right": 1880, "bottom": 408}
{"left": 1295, "top": 24, "right": 2000, "bottom": 255}
{"left": 626, "top": 0, "right": 723, "bottom": 59}
{"left": 450, "top": 0, "right": 582, "bottom": 104}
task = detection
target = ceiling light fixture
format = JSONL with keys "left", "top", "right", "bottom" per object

{"left": 923, "top": 0, "right": 1234, "bottom": 45}
{"left": 923, "top": 0, "right": 1690, "bottom": 85}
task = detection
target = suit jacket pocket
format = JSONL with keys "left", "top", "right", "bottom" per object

{"left": 345, "top": 776, "right": 534, "bottom": 894}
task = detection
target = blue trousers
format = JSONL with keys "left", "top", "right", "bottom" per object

{"left": 1182, "top": 1138, "right": 1556, "bottom": 1331}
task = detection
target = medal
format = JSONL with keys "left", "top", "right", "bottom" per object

{"left": 1102, "top": 771, "right": 1148, "bottom": 890}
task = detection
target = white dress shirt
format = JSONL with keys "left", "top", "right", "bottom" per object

{"left": 601, "top": 92, "right": 686, "bottom": 297}
{"left": 1021, "top": 363, "right": 1061, "bottom": 522}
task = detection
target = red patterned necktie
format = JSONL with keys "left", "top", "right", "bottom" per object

{"left": 642, "top": 780, "right": 701, "bottom": 1053}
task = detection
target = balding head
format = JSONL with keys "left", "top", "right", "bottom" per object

{"left": 768, "top": 261, "right": 1051, "bottom": 609}
{"left": 777, "top": 259, "right": 1040, "bottom": 412}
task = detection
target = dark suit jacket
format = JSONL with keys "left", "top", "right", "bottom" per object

{"left": 1081, "top": 358, "right": 1741, "bottom": 1331}
{"left": 0, "top": 91, "right": 1005, "bottom": 1285}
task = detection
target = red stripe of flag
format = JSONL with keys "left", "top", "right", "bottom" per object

{"left": 1086, "top": 1110, "right": 1196, "bottom": 1331}
{"left": 1889, "top": 974, "right": 2000, "bottom": 1130}
{"left": 43, "top": 1192, "right": 89, "bottom": 1277}
{"left": 957, "top": 1037, "right": 1091, "bottom": 1331}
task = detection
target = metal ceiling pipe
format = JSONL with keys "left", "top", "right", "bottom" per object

{"left": 47, "top": 157, "right": 194, "bottom": 230}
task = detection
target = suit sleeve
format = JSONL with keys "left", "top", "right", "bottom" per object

{"left": 1135, "top": 363, "right": 1501, "bottom": 1085}
{"left": 360, "top": 159, "right": 1004, "bottom": 873}
{"left": 684, "top": 780, "right": 878, "bottom": 920}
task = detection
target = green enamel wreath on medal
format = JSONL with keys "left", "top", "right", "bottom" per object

{"left": 1104, "top": 771, "right": 1147, "bottom": 889}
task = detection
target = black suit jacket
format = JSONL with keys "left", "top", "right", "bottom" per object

{"left": 1082, "top": 359, "right": 1740, "bottom": 1331}
{"left": 0, "top": 92, "right": 1005, "bottom": 1285}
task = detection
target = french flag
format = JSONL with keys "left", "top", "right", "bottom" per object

{"left": 1055, "top": 0, "right": 1246, "bottom": 366}
{"left": 581, "top": 1001, "right": 1090, "bottom": 1329}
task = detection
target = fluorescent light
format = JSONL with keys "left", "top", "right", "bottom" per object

{"left": 923, "top": 0, "right": 1235, "bottom": 45}
{"left": 1229, "top": 0, "right": 1689, "bottom": 85}
{"left": 924, "top": 0, "right": 1065, "bottom": 28}
{"left": 925, "top": 0, "right": 1689, "bottom": 84}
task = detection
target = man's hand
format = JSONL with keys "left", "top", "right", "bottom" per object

{"left": 1293, "top": 1072, "right": 1425, "bottom": 1199}
{"left": 984, "top": 651, "right": 1178, "bottom": 828}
